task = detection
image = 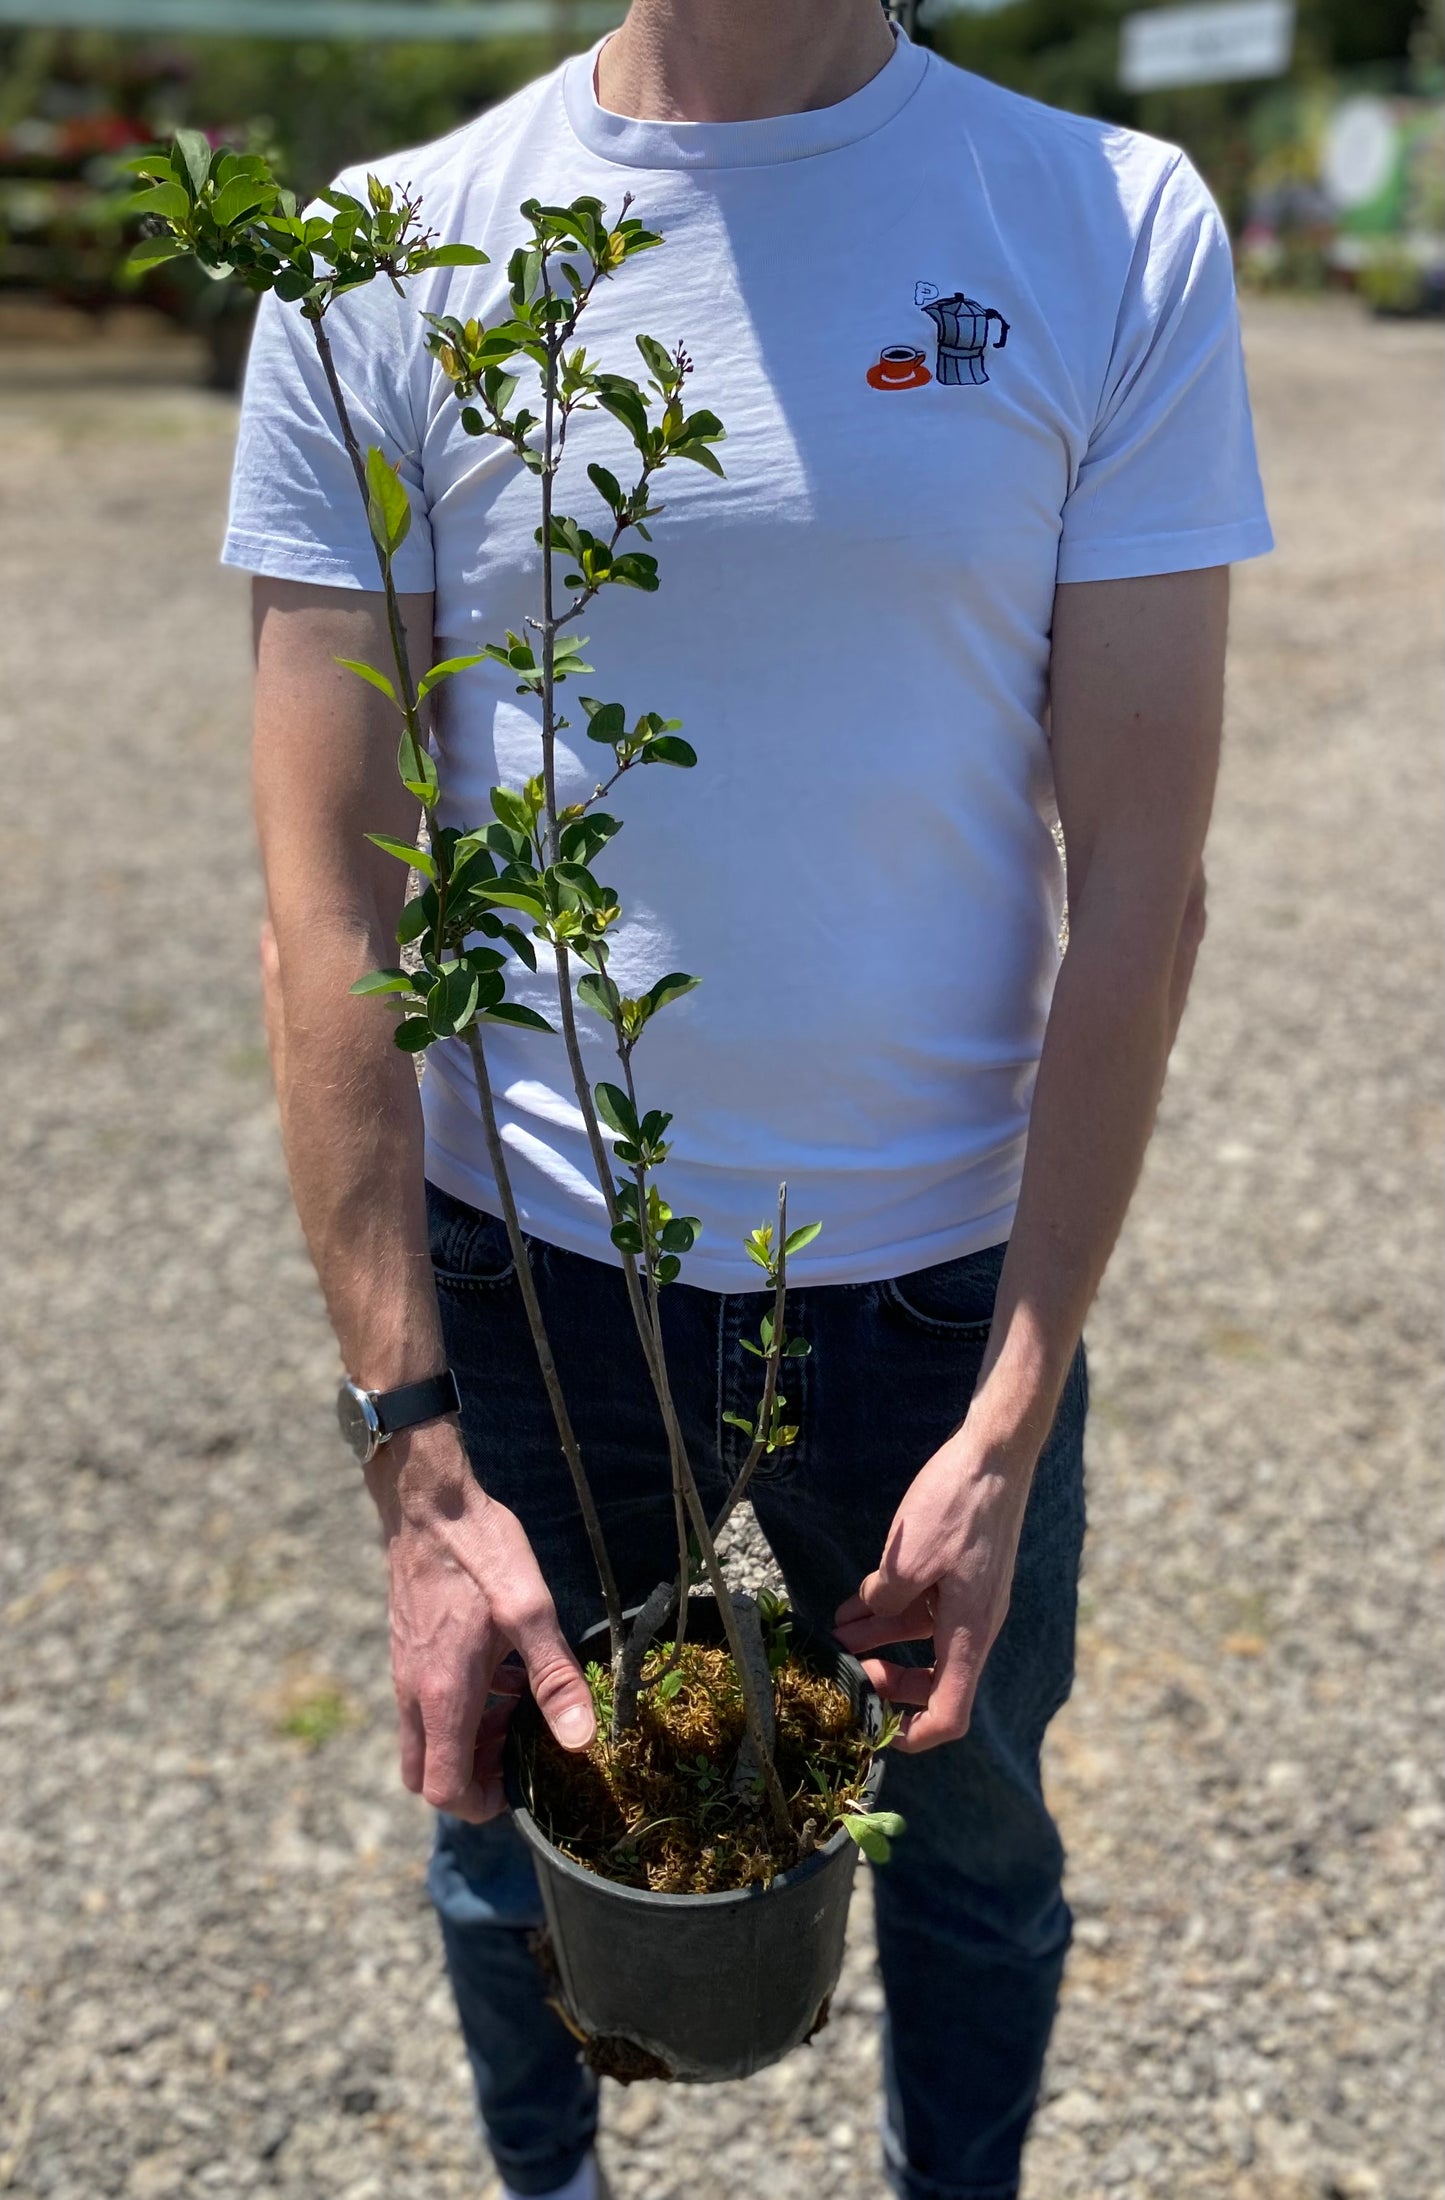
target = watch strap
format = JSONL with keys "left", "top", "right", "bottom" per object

{"left": 371, "top": 1368, "right": 461, "bottom": 1440}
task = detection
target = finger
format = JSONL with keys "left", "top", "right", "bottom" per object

{"left": 438, "top": 1774, "right": 504, "bottom": 1825}
{"left": 472, "top": 1692, "right": 520, "bottom": 1785}
{"left": 417, "top": 1666, "right": 491, "bottom": 1810}
{"left": 509, "top": 1602, "right": 596, "bottom": 1751}
{"left": 860, "top": 1658, "right": 934, "bottom": 1706}
{"left": 397, "top": 1693, "right": 427, "bottom": 1794}
{"left": 888, "top": 1621, "right": 984, "bottom": 1754}
{"left": 835, "top": 1564, "right": 918, "bottom": 1627}
{"left": 834, "top": 1594, "right": 936, "bottom": 1652}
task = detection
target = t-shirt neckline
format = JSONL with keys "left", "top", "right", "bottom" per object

{"left": 562, "top": 24, "right": 930, "bottom": 171}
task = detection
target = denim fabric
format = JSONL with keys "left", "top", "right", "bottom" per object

{"left": 424, "top": 1179, "right": 1087, "bottom": 2200}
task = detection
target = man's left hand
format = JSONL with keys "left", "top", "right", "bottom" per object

{"left": 833, "top": 1427, "right": 1038, "bottom": 1752}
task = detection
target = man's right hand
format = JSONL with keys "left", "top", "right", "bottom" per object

{"left": 365, "top": 1419, "right": 597, "bottom": 1822}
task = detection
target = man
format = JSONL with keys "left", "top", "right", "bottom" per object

{"left": 227, "top": 3, "right": 1271, "bottom": 2195}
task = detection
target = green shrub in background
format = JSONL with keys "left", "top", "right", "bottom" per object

{"left": 929, "top": 0, "right": 1433, "bottom": 231}
{"left": 0, "top": 25, "right": 554, "bottom": 196}
{"left": 0, "top": 22, "right": 557, "bottom": 378}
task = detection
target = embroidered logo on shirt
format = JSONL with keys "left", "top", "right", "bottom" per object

{"left": 869, "top": 281, "right": 1011, "bottom": 390}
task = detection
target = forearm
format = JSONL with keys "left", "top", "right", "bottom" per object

{"left": 970, "top": 896, "right": 1196, "bottom": 1458}
{"left": 266, "top": 905, "right": 442, "bottom": 1396}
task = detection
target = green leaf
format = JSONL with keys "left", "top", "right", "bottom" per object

{"left": 610, "top": 1221, "right": 644, "bottom": 1256}
{"left": 656, "top": 1254, "right": 682, "bottom": 1285}
{"left": 722, "top": 1412, "right": 755, "bottom": 1439}
{"left": 586, "top": 462, "right": 624, "bottom": 514}
{"left": 210, "top": 176, "right": 272, "bottom": 227}
{"left": 126, "top": 235, "right": 189, "bottom": 273}
{"left": 396, "top": 895, "right": 435, "bottom": 947}
{"left": 415, "top": 242, "right": 490, "bottom": 267}
{"left": 610, "top": 554, "right": 660, "bottom": 593}
{"left": 498, "top": 922, "right": 537, "bottom": 972}
{"left": 841, "top": 1808, "right": 907, "bottom": 1864}
{"left": 129, "top": 178, "right": 192, "bottom": 223}
{"left": 335, "top": 656, "right": 398, "bottom": 703}
{"left": 659, "top": 1218, "right": 695, "bottom": 1253}
{"left": 396, "top": 724, "right": 438, "bottom": 805}
{"left": 366, "top": 834, "right": 433, "bottom": 878}
{"left": 579, "top": 698, "right": 626, "bottom": 745}
{"left": 593, "top": 1082, "right": 640, "bottom": 1140}
{"left": 576, "top": 974, "right": 616, "bottom": 1023}
{"left": 393, "top": 1017, "right": 433, "bottom": 1054}
{"left": 783, "top": 1222, "right": 822, "bottom": 1258}
{"left": 427, "top": 965, "right": 481, "bottom": 1038}
{"left": 350, "top": 967, "right": 416, "bottom": 997}
{"left": 172, "top": 127, "right": 213, "bottom": 198}
{"left": 479, "top": 885, "right": 546, "bottom": 921}
{"left": 364, "top": 445, "right": 412, "bottom": 558}
{"left": 644, "top": 972, "right": 699, "bottom": 1017}
{"left": 635, "top": 332, "right": 675, "bottom": 386}
{"left": 674, "top": 442, "right": 726, "bottom": 477}
{"left": 484, "top": 1001, "right": 554, "bottom": 1033}
{"left": 643, "top": 735, "right": 697, "bottom": 768}
{"left": 416, "top": 653, "right": 486, "bottom": 702}
{"left": 490, "top": 786, "right": 536, "bottom": 837}
{"left": 594, "top": 380, "right": 651, "bottom": 450}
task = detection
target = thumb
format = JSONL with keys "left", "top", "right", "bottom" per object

{"left": 850, "top": 1559, "right": 923, "bottom": 1621}
{"left": 514, "top": 1610, "right": 597, "bottom": 1753}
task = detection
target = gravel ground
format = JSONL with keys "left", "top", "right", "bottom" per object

{"left": 0, "top": 296, "right": 1440, "bottom": 2200}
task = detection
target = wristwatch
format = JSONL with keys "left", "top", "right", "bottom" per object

{"left": 336, "top": 1368, "right": 461, "bottom": 1466}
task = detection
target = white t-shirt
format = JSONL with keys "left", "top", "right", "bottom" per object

{"left": 224, "top": 28, "right": 1272, "bottom": 1291}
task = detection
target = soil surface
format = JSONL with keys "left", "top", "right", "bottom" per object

{"left": 1, "top": 297, "right": 1440, "bottom": 2200}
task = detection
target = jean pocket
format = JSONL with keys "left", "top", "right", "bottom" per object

{"left": 881, "top": 1242, "right": 1007, "bottom": 1338}
{"left": 426, "top": 1180, "right": 517, "bottom": 1290}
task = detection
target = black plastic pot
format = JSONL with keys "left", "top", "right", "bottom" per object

{"left": 504, "top": 1593, "right": 884, "bottom": 2083}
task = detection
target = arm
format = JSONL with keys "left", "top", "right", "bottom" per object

{"left": 253, "top": 577, "right": 596, "bottom": 1816}
{"left": 835, "top": 566, "right": 1228, "bottom": 1745}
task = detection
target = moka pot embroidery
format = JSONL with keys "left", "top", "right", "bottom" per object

{"left": 866, "top": 280, "right": 1011, "bottom": 391}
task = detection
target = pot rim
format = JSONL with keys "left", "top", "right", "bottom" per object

{"left": 504, "top": 1596, "right": 886, "bottom": 1910}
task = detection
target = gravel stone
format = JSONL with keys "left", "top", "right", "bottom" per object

{"left": 0, "top": 296, "right": 1439, "bottom": 2200}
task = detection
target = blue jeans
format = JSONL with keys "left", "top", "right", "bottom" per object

{"left": 424, "top": 1180, "right": 1087, "bottom": 2200}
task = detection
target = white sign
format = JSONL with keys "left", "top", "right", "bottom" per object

{"left": 1322, "top": 96, "right": 1398, "bottom": 209}
{"left": 1120, "top": 1, "right": 1295, "bottom": 92}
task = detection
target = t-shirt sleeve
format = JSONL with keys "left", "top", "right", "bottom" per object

{"left": 1056, "top": 153, "right": 1273, "bottom": 585}
{"left": 221, "top": 230, "right": 435, "bottom": 593}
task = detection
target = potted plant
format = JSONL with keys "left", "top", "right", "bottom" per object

{"left": 125, "top": 136, "right": 905, "bottom": 2081}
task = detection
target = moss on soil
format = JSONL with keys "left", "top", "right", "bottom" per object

{"left": 520, "top": 1641, "right": 876, "bottom": 1894}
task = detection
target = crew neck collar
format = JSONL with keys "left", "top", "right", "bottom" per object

{"left": 562, "top": 25, "right": 930, "bottom": 171}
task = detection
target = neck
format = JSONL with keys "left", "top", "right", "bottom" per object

{"left": 595, "top": 0, "right": 898, "bottom": 124}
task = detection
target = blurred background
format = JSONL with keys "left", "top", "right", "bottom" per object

{"left": 0, "top": 5, "right": 1441, "bottom": 2200}
{"left": 0, "top": 0, "right": 1442, "bottom": 376}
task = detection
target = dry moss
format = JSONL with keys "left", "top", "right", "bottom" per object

{"left": 519, "top": 1641, "right": 877, "bottom": 1894}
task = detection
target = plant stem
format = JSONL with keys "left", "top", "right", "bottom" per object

{"left": 679, "top": 1459, "right": 791, "bottom": 1837}
{"left": 310, "top": 305, "right": 625, "bottom": 1665}
{"left": 464, "top": 1027, "right": 624, "bottom": 1660}
{"left": 530, "top": 248, "right": 783, "bottom": 1808}
{"left": 551, "top": 951, "right": 663, "bottom": 1388}
{"left": 608, "top": 1011, "right": 691, "bottom": 1667}
{"left": 308, "top": 314, "right": 452, "bottom": 944}
{"left": 709, "top": 1184, "right": 790, "bottom": 1545}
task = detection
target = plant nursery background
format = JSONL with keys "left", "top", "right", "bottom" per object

{"left": 0, "top": 3, "right": 1441, "bottom": 2198}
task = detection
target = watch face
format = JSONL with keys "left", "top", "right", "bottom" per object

{"left": 337, "top": 1383, "right": 380, "bottom": 1463}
